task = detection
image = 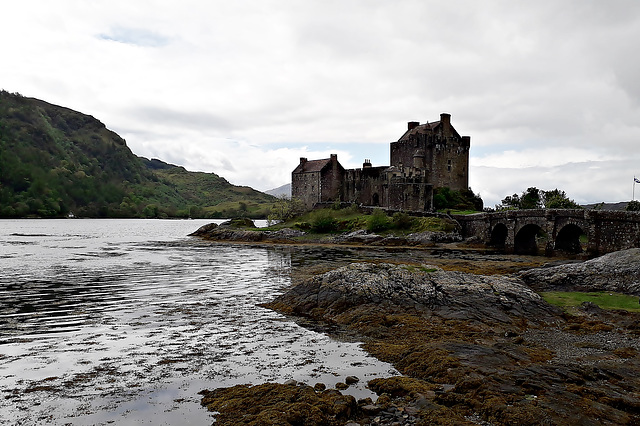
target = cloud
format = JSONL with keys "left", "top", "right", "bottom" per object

{"left": 2, "top": 0, "right": 640, "bottom": 206}
{"left": 473, "top": 158, "right": 640, "bottom": 209}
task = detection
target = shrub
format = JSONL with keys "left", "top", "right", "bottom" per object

{"left": 310, "top": 210, "right": 337, "bottom": 233}
{"left": 392, "top": 212, "right": 415, "bottom": 230}
{"left": 626, "top": 200, "right": 640, "bottom": 211}
{"left": 268, "top": 196, "right": 304, "bottom": 225}
{"left": 368, "top": 209, "right": 391, "bottom": 232}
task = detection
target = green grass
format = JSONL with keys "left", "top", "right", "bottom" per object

{"left": 403, "top": 265, "right": 439, "bottom": 273}
{"left": 269, "top": 207, "right": 459, "bottom": 236}
{"left": 541, "top": 291, "right": 640, "bottom": 312}
{"left": 442, "top": 209, "right": 479, "bottom": 215}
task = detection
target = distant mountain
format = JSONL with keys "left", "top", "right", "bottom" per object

{"left": 582, "top": 202, "right": 629, "bottom": 211}
{"left": 0, "top": 90, "right": 275, "bottom": 218}
{"left": 265, "top": 183, "right": 291, "bottom": 198}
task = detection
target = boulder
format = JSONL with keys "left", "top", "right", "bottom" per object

{"left": 219, "top": 217, "right": 256, "bottom": 228}
{"left": 407, "top": 231, "right": 463, "bottom": 244}
{"left": 519, "top": 248, "right": 640, "bottom": 295}
{"left": 265, "top": 228, "right": 306, "bottom": 239}
{"left": 268, "top": 263, "right": 561, "bottom": 325}
{"left": 188, "top": 222, "right": 218, "bottom": 236}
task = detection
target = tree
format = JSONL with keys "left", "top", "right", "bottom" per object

{"left": 520, "top": 187, "right": 543, "bottom": 209}
{"left": 626, "top": 200, "right": 640, "bottom": 211}
{"left": 433, "top": 187, "right": 483, "bottom": 211}
{"left": 496, "top": 187, "right": 580, "bottom": 210}
{"left": 543, "top": 189, "right": 581, "bottom": 209}
{"left": 267, "top": 196, "right": 304, "bottom": 225}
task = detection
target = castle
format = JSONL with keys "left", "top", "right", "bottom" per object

{"left": 292, "top": 113, "right": 470, "bottom": 212}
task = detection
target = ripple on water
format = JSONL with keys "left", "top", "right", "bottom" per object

{"left": 0, "top": 220, "right": 398, "bottom": 425}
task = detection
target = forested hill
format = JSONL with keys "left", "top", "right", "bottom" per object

{"left": 0, "top": 90, "right": 275, "bottom": 218}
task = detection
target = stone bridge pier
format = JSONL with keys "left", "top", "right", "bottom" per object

{"left": 454, "top": 209, "right": 640, "bottom": 257}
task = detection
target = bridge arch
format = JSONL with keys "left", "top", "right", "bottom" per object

{"left": 514, "top": 223, "right": 547, "bottom": 255}
{"left": 455, "top": 209, "right": 640, "bottom": 257}
{"left": 555, "top": 223, "right": 587, "bottom": 254}
{"left": 489, "top": 223, "right": 508, "bottom": 250}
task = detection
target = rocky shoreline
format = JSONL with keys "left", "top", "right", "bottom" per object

{"left": 519, "top": 248, "right": 640, "bottom": 295}
{"left": 189, "top": 221, "right": 465, "bottom": 248}
{"left": 196, "top": 223, "right": 640, "bottom": 425}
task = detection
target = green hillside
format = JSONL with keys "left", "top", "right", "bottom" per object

{"left": 0, "top": 90, "right": 275, "bottom": 218}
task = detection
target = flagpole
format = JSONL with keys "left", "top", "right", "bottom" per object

{"left": 634, "top": 176, "right": 637, "bottom": 201}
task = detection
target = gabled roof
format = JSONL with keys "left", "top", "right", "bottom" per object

{"left": 397, "top": 120, "right": 460, "bottom": 142}
{"left": 293, "top": 158, "right": 332, "bottom": 174}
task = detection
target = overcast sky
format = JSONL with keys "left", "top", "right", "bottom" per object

{"left": 3, "top": 0, "right": 640, "bottom": 207}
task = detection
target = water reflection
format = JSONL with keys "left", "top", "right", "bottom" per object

{"left": 0, "top": 220, "right": 397, "bottom": 425}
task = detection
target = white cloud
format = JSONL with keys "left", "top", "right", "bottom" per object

{"left": 2, "top": 0, "right": 640, "bottom": 205}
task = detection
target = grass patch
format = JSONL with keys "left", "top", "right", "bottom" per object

{"left": 270, "top": 207, "right": 458, "bottom": 236}
{"left": 403, "top": 265, "right": 439, "bottom": 273}
{"left": 541, "top": 291, "right": 640, "bottom": 312}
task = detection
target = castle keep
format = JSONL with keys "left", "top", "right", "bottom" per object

{"left": 292, "top": 113, "right": 470, "bottom": 212}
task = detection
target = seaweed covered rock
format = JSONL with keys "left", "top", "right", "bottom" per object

{"left": 189, "top": 221, "right": 265, "bottom": 242}
{"left": 261, "top": 262, "right": 640, "bottom": 425}
{"left": 199, "top": 382, "right": 358, "bottom": 425}
{"left": 267, "top": 262, "right": 561, "bottom": 325}
{"left": 519, "top": 248, "right": 640, "bottom": 295}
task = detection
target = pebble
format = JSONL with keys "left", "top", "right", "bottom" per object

{"left": 345, "top": 375, "right": 360, "bottom": 385}
{"left": 368, "top": 404, "right": 418, "bottom": 425}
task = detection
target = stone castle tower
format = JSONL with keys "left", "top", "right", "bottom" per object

{"left": 292, "top": 113, "right": 470, "bottom": 211}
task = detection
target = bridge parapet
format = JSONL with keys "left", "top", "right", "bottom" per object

{"left": 454, "top": 209, "right": 640, "bottom": 256}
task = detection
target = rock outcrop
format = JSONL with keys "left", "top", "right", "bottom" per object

{"left": 263, "top": 261, "right": 640, "bottom": 425}
{"left": 268, "top": 262, "right": 561, "bottom": 325}
{"left": 190, "top": 222, "right": 467, "bottom": 248}
{"left": 189, "top": 222, "right": 305, "bottom": 243}
{"left": 519, "top": 248, "right": 640, "bottom": 295}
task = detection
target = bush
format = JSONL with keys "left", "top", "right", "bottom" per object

{"left": 268, "top": 196, "right": 304, "bottom": 225}
{"left": 310, "top": 210, "right": 337, "bottom": 233}
{"left": 392, "top": 212, "right": 415, "bottom": 230}
{"left": 368, "top": 209, "right": 391, "bottom": 232}
{"left": 434, "top": 187, "right": 483, "bottom": 211}
{"left": 626, "top": 200, "right": 640, "bottom": 211}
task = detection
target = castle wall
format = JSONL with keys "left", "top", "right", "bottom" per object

{"left": 344, "top": 167, "right": 387, "bottom": 206}
{"left": 387, "top": 177, "right": 433, "bottom": 211}
{"left": 320, "top": 160, "right": 344, "bottom": 203}
{"left": 430, "top": 136, "right": 470, "bottom": 191}
{"left": 292, "top": 171, "right": 321, "bottom": 210}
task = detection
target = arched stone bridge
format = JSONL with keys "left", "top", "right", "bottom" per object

{"left": 454, "top": 209, "right": 640, "bottom": 256}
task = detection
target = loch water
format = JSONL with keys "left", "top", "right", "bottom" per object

{"left": 0, "top": 219, "right": 399, "bottom": 425}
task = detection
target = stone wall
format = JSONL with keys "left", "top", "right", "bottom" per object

{"left": 456, "top": 209, "right": 640, "bottom": 256}
{"left": 386, "top": 177, "right": 433, "bottom": 211}
{"left": 320, "top": 157, "right": 344, "bottom": 205}
{"left": 343, "top": 166, "right": 387, "bottom": 207}
{"left": 292, "top": 171, "right": 320, "bottom": 210}
{"left": 430, "top": 136, "right": 470, "bottom": 191}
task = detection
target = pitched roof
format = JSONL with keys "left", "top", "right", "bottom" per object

{"left": 292, "top": 158, "right": 332, "bottom": 174}
{"left": 397, "top": 120, "right": 441, "bottom": 142}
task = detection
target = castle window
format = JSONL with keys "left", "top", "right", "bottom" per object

{"left": 447, "top": 159, "right": 452, "bottom": 172}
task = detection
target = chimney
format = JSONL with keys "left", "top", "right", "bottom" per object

{"left": 363, "top": 159, "right": 372, "bottom": 168}
{"left": 300, "top": 157, "right": 307, "bottom": 165}
{"left": 407, "top": 121, "right": 420, "bottom": 131}
{"left": 440, "top": 113, "right": 451, "bottom": 135}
